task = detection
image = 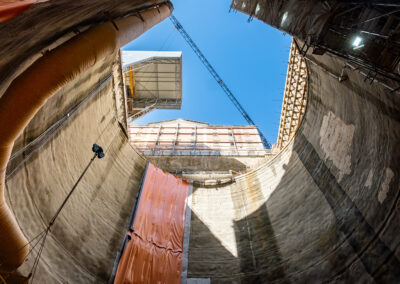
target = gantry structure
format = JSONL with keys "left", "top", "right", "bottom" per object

{"left": 276, "top": 40, "right": 308, "bottom": 150}
{"left": 122, "top": 51, "right": 183, "bottom": 122}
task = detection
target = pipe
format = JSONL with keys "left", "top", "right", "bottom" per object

{"left": 0, "top": 0, "right": 36, "bottom": 22}
{"left": 0, "top": 3, "right": 171, "bottom": 272}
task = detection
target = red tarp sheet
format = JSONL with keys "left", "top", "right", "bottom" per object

{"left": 114, "top": 163, "right": 189, "bottom": 284}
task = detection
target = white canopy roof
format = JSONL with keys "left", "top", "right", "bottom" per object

{"left": 121, "top": 50, "right": 183, "bottom": 110}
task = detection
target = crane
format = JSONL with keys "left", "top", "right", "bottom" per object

{"left": 169, "top": 15, "right": 271, "bottom": 149}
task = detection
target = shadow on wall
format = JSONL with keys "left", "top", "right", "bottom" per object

{"left": 147, "top": 155, "right": 249, "bottom": 173}
{"left": 233, "top": 174, "right": 289, "bottom": 283}
{"left": 187, "top": 188, "right": 289, "bottom": 283}
{"left": 187, "top": 125, "right": 400, "bottom": 283}
{"left": 141, "top": 141, "right": 272, "bottom": 174}
{"left": 186, "top": 40, "right": 400, "bottom": 282}
{"left": 188, "top": 211, "right": 239, "bottom": 282}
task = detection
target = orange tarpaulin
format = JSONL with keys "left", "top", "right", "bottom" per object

{"left": 0, "top": 1, "right": 38, "bottom": 22}
{"left": 0, "top": 3, "right": 171, "bottom": 270}
{"left": 114, "top": 163, "right": 189, "bottom": 284}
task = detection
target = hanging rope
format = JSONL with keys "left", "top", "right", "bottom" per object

{"left": 0, "top": 226, "right": 48, "bottom": 272}
{"left": 0, "top": 227, "right": 48, "bottom": 283}
{"left": 26, "top": 144, "right": 105, "bottom": 283}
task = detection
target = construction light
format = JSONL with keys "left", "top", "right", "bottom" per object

{"left": 92, "top": 144, "right": 105, "bottom": 159}
{"left": 352, "top": 36, "right": 364, "bottom": 49}
{"left": 255, "top": 3, "right": 261, "bottom": 15}
{"left": 281, "top": 12, "right": 288, "bottom": 26}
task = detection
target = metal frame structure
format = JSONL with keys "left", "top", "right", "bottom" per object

{"left": 122, "top": 51, "right": 182, "bottom": 121}
{"left": 129, "top": 119, "right": 267, "bottom": 156}
{"left": 231, "top": 0, "right": 400, "bottom": 83}
{"left": 276, "top": 40, "right": 308, "bottom": 150}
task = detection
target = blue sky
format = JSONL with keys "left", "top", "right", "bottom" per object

{"left": 124, "top": 0, "right": 291, "bottom": 145}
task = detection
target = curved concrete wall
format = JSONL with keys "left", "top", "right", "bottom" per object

{"left": 187, "top": 49, "right": 400, "bottom": 283}
{"left": 5, "top": 52, "right": 147, "bottom": 282}
{"left": 0, "top": 0, "right": 169, "bottom": 96}
{"left": 1, "top": 1, "right": 399, "bottom": 283}
{"left": 0, "top": 0, "right": 169, "bottom": 282}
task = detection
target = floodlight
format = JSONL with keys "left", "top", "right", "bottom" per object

{"left": 352, "top": 36, "right": 363, "bottom": 48}
{"left": 281, "top": 12, "right": 288, "bottom": 26}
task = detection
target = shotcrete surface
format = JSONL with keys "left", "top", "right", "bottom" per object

{"left": 0, "top": 0, "right": 168, "bottom": 97}
{"left": 5, "top": 53, "right": 147, "bottom": 282}
{"left": 1, "top": 1, "right": 400, "bottom": 282}
{"left": 0, "top": 1, "right": 164, "bottom": 281}
{"left": 187, "top": 51, "right": 400, "bottom": 283}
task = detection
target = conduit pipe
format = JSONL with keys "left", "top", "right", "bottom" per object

{"left": 0, "top": 3, "right": 171, "bottom": 272}
{"left": 0, "top": 0, "right": 36, "bottom": 22}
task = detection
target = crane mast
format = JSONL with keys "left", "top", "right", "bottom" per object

{"left": 169, "top": 15, "right": 271, "bottom": 149}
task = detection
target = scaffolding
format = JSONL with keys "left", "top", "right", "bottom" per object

{"left": 276, "top": 40, "right": 308, "bottom": 150}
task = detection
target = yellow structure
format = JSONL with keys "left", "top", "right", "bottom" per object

{"left": 124, "top": 66, "right": 135, "bottom": 98}
{"left": 121, "top": 51, "right": 183, "bottom": 122}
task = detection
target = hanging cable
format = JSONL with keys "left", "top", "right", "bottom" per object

{"left": 1, "top": 95, "right": 119, "bottom": 277}
{"left": 26, "top": 144, "right": 105, "bottom": 283}
{"left": 0, "top": 227, "right": 48, "bottom": 273}
{"left": 1, "top": 120, "right": 118, "bottom": 280}
{"left": 1, "top": 83, "right": 124, "bottom": 280}
{"left": 6, "top": 117, "right": 117, "bottom": 281}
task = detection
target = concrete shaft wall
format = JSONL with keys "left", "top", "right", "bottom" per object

{"left": 1, "top": 1, "right": 400, "bottom": 283}
{"left": 5, "top": 52, "right": 147, "bottom": 282}
{"left": 188, "top": 49, "right": 400, "bottom": 283}
{"left": 0, "top": 1, "right": 164, "bottom": 281}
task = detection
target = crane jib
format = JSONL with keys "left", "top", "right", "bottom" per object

{"left": 169, "top": 15, "right": 271, "bottom": 149}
